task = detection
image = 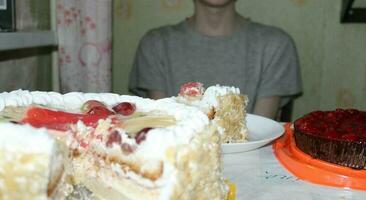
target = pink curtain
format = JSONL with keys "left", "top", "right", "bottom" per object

{"left": 56, "top": 0, "right": 112, "bottom": 93}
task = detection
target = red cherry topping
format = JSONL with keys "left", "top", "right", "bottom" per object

{"left": 112, "top": 102, "right": 136, "bottom": 116}
{"left": 106, "top": 131, "right": 122, "bottom": 148}
{"left": 295, "top": 109, "right": 366, "bottom": 141}
{"left": 135, "top": 128, "right": 152, "bottom": 144}
{"left": 342, "top": 134, "right": 360, "bottom": 141}
{"left": 87, "top": 106, "right": 115, "bottom": 116}
{"left": 179, "top": 82, "right": 205, "bottom": 97}
{"left": 324, "top": 129, "right": 341, "bottom": 139}
{"left": 81, "top": 100, "right": 106, "bottom": 113}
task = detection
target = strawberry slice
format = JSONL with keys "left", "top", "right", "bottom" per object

{"left": 21, "top": 106, "right": 113, "bottom": 131}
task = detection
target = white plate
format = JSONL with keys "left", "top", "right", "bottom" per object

{"left": 221, "top": 114, "right": 284, "bottom": 154}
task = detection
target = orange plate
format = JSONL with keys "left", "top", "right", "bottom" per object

{"left": 273, "top": 123, "right": 366, "bottom": 190}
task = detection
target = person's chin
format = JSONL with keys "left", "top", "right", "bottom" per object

{"left": 196, "top": 0, "right": 236, "bottom": 8}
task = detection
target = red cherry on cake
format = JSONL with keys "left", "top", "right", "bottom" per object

{"left": 179, "top": 82, "right": 205, "bottom": 97}
{"left": 324, "top": 129, "right": 341, "bottom": 139}
{"left": 81, "top": 100, "right": 107, "bottom": 113}
{"left": 135, "top": 128, "right": 152, "bottom": 144}
{"left": 106, "top": 130, "right": 122, "bottom": 148}
{"left": 87, "top": 106, "right": 115, "bottom": 116}
{"left": 341, "top": 134, "right": 360, "bottom": 141}
{"left": 112, "top": 102, "right": 136, "bottom": 116}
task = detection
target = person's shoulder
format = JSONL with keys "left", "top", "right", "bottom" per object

{"left": 247, "top": 21, "right": 294, "bottom": 44}
{"left": 142, "top": 21, "right": 186, "bottom": 41}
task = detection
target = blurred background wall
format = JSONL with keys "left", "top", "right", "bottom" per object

{"left": 112, "top": 0, "right": 366, "bottom": 119}
{"left": 3, "top": 0, "right": 365, "bottom": 120}
{"left": 0, "top": 0, "right": 52, "bottom": 92}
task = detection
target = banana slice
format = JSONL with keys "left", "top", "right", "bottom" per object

{"left": 0, "top": 106, "right": 27, "bottom": 122}
{"left": 118, "top": 115, "right": 176, "bottom": 136}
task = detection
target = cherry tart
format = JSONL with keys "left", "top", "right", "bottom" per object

{"left": 294, "top": 109, "right": 366, "bottom": 169}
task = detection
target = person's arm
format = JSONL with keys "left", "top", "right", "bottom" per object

{"left": 128, "top": 30, "right": 167, "bottom": 97}
{"left": 148, "top": 90, "right": 167, "bottom": 100}
{"left": 254, "top": 29, "right": 302, "bottom": 120}
{"left": 253, "top": 96, "right": 281, "bottom": 120}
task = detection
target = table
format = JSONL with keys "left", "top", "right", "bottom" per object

{"left": 223, "top": 144, "right": 366, "bottom": 200}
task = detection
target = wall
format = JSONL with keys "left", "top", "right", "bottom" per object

{"left": 30, "top": 0, "right": 52, "bottom": 91}
{"left": 112, "top": 0, "right": 366, "bottom": 119}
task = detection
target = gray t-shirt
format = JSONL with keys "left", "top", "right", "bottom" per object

{"left": 129, "top": 19, "right": 302, "bottom": 113}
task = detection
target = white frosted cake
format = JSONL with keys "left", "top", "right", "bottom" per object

{"left": 0, "top": 123, "right": 65, "bottom": 200}
{"left": 0, "top": 90, "right": 229, "bottom": 200}
{"left": 174, "top": 82, "right": 249, "bottom": 143}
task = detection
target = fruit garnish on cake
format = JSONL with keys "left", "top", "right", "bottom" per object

{"left": 294, "top": 108, "right": 366, "bottom": 169}
{"left": 0, "top": 100, "right": 176, "bottom": 133}
{"left": 174, "top": 82, "right": 249, "bottom": 143}
{"left": 1, "top": 100, "right": 178, "bottom": 162}
{"left": 179, "top": 82, "right": 205, "bottom": 99}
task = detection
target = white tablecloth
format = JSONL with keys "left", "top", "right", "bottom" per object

{"left": 223, "top": 144, "right": 366, "bottom": 200}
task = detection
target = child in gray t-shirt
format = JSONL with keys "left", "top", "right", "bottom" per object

{"left": 129, "top": 0, "right": 302, "bottom": 119}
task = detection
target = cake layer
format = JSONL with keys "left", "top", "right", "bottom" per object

{"left": 69, "top": 124, "right": 226, "bottom": 200}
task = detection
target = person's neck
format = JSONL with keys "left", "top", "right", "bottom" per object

{"left": 188, "top": 2, "right": 239, "bottom": 37}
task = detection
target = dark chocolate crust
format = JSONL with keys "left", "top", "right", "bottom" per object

{"left": 294, "top": 126, "right": 366, "bottom": 169}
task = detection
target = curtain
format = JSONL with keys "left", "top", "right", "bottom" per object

{"left": 56, "top": 0, "right": 112, "bottom": 93}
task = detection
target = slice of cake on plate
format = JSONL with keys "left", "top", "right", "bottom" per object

{"left": 0, "top": 90, "right": 229, "bottom": 200}
{"left": 173, "top": 82, "right": 249, "bottom": 143}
